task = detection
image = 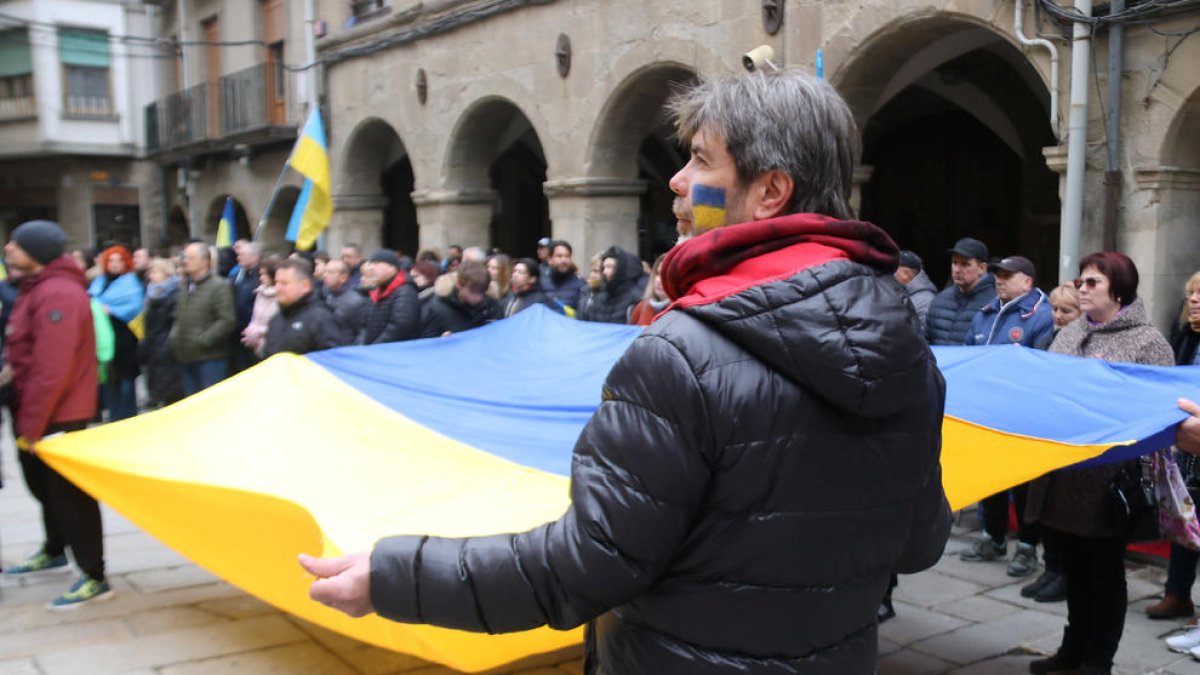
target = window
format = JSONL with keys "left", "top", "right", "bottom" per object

{"left": 59, "top": 28, "right": 112, "bottom": 117}
{"left": 349, "top": 0, "right": 389, "bottom": 22}
{"left": 0, "top": 29, "right": 35, "bottom": 120}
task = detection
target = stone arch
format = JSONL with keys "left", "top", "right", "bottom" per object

{"left": 584, "top": 62, "right": 699, "bottom": 260}
{"left": 204, "top": 195, "right": 250, "bottom": 241}
{"left": 164, "top": 204, "right": 190, "bottom": 252}
{"left": 441, "top": 97, "right": 548, "bottom": 255}
{"left": 829, "top": 9, "right": 1059, "bottom": 287}
{"left": 337, "top": 117, "right": 417, "bottom": 257}
{"left": 260, "top": 185, "right": 301, "bottom": 253}
{"left": 1146, "top": 83, "right": 1200, "bottom": 327}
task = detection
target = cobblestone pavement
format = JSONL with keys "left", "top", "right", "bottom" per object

{"left": 0, "top": 429, "right": 1194, "bottom": 674}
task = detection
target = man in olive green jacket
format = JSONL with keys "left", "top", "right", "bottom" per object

{"left": 169, "top": 242, "right": 235, "bottom": 395}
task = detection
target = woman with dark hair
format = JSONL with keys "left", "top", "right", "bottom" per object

{"left": 88, "top": 245, "right": 143, "bottom": 421}
{"left": 629, "top": 254, "right": 669, "bottom": 326}
{"left": 1025, "top": 252, "right": 1174, "bottom": 675}
{"left": 240, "top": 257, "right": 279, "bottom": 357}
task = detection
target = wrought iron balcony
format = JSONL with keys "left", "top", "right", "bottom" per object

{"left": 145, "top": 62, "right": 293, "bottom": 157}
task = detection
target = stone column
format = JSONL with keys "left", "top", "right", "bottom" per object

{"left": 543, "top": 178, "right": 646, "bottom": 259}
{"left": 1131, "top": 166, "right": 1200, "bottom": 329}
{"left": 330, "top": 194, "right": 387, "bottom": 253}
{"left": 411, "top": 189, "right": 495, "bottom": 253}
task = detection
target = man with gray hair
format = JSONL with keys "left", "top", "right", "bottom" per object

{"left": 301, "top": 70, "right": 949, "bottom": 674}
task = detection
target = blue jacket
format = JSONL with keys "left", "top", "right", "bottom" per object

{"left": 925, "top": 274, "right": 996, "bottom": 345}
{"left": 964, "top": 288, "right": 1054, "bottom": 347}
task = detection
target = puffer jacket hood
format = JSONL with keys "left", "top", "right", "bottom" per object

{"left": 600, "top": 245, "right": 645, "bottom": 296}
{"left": 661, "top": 212, "right": 927, "bottom": 417}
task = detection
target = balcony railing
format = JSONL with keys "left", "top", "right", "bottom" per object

{"left": 146, "top": 62, "right": 290, "bottom": 155}
{"left": 0, "top": 95, "right": 36, "bottom": 120}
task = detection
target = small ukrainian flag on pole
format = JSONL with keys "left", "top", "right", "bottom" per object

{"left": 692, "top": 184, "right": 727, "bottom": 232}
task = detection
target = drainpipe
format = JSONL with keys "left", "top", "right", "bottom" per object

{"left": 1103, "top": 0, "right": 1124, "bottom": 252}
{"left": 1014, "top": 0, "right": 1061, "bottom": 139}
{"left": 1059, "top": 0, "right": 1092, "bottom": 284}
{"left": 304, "top": 0, "right": 318, "bottom": 113}
{"left": 177, "top": 0, "right": 198, "bottom": 238}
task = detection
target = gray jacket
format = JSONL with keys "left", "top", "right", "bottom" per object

{"left": 323, "top": 284, "right": 368, "bottom": 347}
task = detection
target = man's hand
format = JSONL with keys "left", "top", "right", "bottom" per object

{"left": 1177, "top": 398, "right": 1200, "bottom": 456}
{"left": 298, "top": 551, "right": 374, "bottom": 618}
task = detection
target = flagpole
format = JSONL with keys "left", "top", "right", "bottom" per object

{"left": 253, "top": 166, "right": 292, "bottom": 243}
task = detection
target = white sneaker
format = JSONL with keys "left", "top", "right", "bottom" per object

{"left": 1186, "top": 637, "right": 1200, "bottom": 658}
{"left": 1169, "top": 627, "right": 1200, "bottom": 653}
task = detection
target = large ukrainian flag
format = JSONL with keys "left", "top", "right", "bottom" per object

{"left": 35, "top": 307, "right": 1200, "bottom": 672}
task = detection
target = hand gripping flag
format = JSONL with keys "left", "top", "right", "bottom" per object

{"left": 33, "top": 308, "right": 1200, "bottom": 671}
{"left": 285, "top": 109, "right": 332, "bottom": 250}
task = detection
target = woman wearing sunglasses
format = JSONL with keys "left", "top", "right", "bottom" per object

{"left": 1025, "top": 252, "right": 1174, "bottom": 675}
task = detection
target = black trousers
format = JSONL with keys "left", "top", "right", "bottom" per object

{"left": 1047, "top": 527, "right": 1126, "bottom": 669}
{"left": 982, "top": 481, "right": 1039, "bottom": 546}
{"left": 16, "top": 420, "right": 105, "bottom": 581}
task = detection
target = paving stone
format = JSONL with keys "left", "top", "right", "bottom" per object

{"left": 911, "top": 609, "right": 1064, "bottom": 665}
{"left": 878, "top": 636, "right": 902, "bottom": 656}
{"left": 125, "top": 565, "right": 220, "bottom": 593}
{"left": 946, "top": 654, "right": 1042, "bottom": 674}
{"left": 879, "top": 601, "right": 970, "bottom": 647}
{"left": 1162, "top": 654, "right": 1200, "bottom": 674}
{"left": 125, "top": 606, "right": 226, "bottom": 636}
{"left": 159, "top": 642, "right": 357, "bottom": 675}
{"left": 287, "top": 618, "right": 431, "bottom": 674}
{"left": 877, "top": 647, "right": 955, "bottom": 674}
{"left": 0, "top": 617, "right": 133, "bottom": 660}
{"left": 1114, "top": 609, "right": 1195, "bottom": 673}
{"left": 35, "top": 615, "right": 306, "bottom": 675}
{"left": 933, "top": 595, "right": 1021, "bottom": 623}
{"left": 195, "top": 594, "right": 279, "bottom": 620}
{"left": 981, "top": 578, "right": 1069, "bottom": 617}
{"left": 0, "top": 658, "right": 38, "bottom": 675}
{"left": 931, "top": 554, "right": 1026, "bottom": 590}
{"left": 893, "top": 571, "right": 986, "bottom": 608}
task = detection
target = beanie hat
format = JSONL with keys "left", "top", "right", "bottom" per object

{"left": 12, "top": 220, "right": 67, "bottom": 265}
{"left": 368, "top": 249, "right": 402, "bottom": 269}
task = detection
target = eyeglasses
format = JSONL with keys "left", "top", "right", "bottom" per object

{"left": 1073, "top": 277, "right": 1102, "bottom": 290}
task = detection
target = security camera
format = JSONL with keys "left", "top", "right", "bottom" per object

{"left": 742, "top": 45, "right": 779, "bottom": 72}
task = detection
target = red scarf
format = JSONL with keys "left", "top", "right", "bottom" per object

{"left": 369, "top": 269, "right": 408, "bottom": 303}
{"left": 660, "top": 213, "right": 898, "bottom": 312}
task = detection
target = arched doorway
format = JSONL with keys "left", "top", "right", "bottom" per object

{"left": 590, "top": 63, "right": 697, "bottom": 261}
{"left": 260, "top": 185, "right": 300, "bottom": 253}
{"left": 204, "top": 195, "right": 250, "bottom": 241}
{"left": 1152, "top": 85, "right": 1200, "bottom": 326}
{"left": 165, "top": 204, "right": 190, "bottom": 252}
{"left": 445, "top": 98, "right": 548, "bottom": 257}
{"left": 838, "top": 22, "right": 1060, "bottom": 288}
{"left": 339, "top": 118, "right": 417, "bottom": 257}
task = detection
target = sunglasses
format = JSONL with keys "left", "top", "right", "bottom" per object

{"left": 1073, "top": 277, "right": 1102, "bottom": 290}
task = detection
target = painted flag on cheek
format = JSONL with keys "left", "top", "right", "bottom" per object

{"left": 691, "top": 184, "right": 727, "bottom": 232}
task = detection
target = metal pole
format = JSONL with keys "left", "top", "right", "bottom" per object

{"left": 1102, "top": 0, "right": 1124, "bottom": 252}
{"left": 1059, "top": 0, "right": 1092, "bottom": 284}
{"left": 253, "top": 168, "right": 291, "bottom": 242}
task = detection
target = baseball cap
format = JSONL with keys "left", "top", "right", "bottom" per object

{"left": 536, "top": 237, "right": 551, "bottom": 248}
{"left": 991, "top": 255, "right": 1036, "bottom": 279}
{"left": 946, "top": 237, "right": 988, "bottom": 262}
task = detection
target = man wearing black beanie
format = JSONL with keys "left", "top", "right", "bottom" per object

{"left": 3, "top": 220, "right": 112, "bottom": 610}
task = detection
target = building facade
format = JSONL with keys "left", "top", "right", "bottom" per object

{"left": 0, "top": 0, "right": 158, "bottom": 251}
{"left": 312, "top": 0, "right": 1199, "bottom": 330}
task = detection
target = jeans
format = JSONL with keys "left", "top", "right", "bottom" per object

{"left": 180, "top": 359, "right": 227, "bottom": 396}
{"left": 106, "top": 378, "right": 137, "bottom": 421}
{"left": 982, "top": 481, "right": 1039, "bottom": 546}
{"left": 1166, "top": 542, "right": 1200, "bottom": 598}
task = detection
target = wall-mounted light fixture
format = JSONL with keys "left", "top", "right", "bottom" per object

{"left": 415, "top": 68, "right": 428, "bottom": 105}
{"left": 555, "top": 34, "right": 571, "bottom": 78}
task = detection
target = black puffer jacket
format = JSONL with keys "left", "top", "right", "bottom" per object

{"left": 579, "top": 246, "right": 647, "bottom": 324}
{"left": 262, "top": 292, "right": 339, "bottom": 357}
{"left": 370, "top": 214, "right": 950, "bottom": 674}
{"left": 925, "top": 274, "right": 995, "bottom": 345}
{"left": 420, "top": 285, "right": 499, "bottom": 338}
{"left": 359, "top": 273, "right": 420, "bottom": 345}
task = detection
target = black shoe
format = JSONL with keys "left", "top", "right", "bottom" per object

{"left": 1022, "top": 570, "right": 1055, "bottom": 598}
{"left": 1035, "top": 573, "right": 1067, "bottom": 603}
{"left": 1029, "top": 653, "right": 1080, "bottom": 674}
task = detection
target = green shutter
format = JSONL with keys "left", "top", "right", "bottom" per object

{"left": 0, "top": 29, "right": 32, "bottom": 78}
{"left": 59, "top": 29, "right": 110, "bottom": 68}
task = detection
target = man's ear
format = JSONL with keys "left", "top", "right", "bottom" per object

{"left": 752, "top": 170, "right": 794, "bottom": 220}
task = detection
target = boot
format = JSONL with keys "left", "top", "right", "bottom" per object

{"left": 1146, "top": 592, "right": 1195, "bottom": 620}
{"left": 1028, "top": 653, "right": 1080, "bottom": 674}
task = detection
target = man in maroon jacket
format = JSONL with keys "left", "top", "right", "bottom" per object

{"left": 2, "top": 220, "right": 112, "bottom": 610}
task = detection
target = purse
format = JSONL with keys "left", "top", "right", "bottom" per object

{"left": 1110, "top": 455, "right": 1160, "bottom": 543}
{"left": 1153, "top": 449, "right": 1200, "bottom": 551}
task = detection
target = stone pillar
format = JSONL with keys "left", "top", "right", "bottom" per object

{"left": 851, "top": 165, "right": 873, "bottom": 219}
{"left": 543, "top": 178, "right": 646, "bottom": 259}
{"left": 1131, "top": 166, "right": 1200, "bottom": 330}
{"left": 330, "top": 194, "right": 387, "bottom": 253}
{"left": 411, "top": 189, "right": 495, "bottom": 253}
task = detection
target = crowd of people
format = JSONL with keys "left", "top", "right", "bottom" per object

{"left": 894, "top": 236, "right": 1200, "bottom": 672}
